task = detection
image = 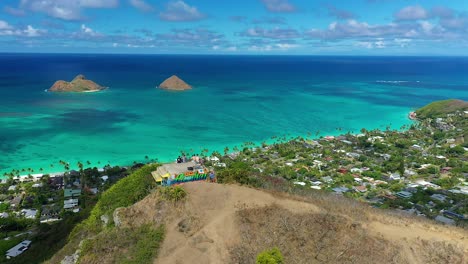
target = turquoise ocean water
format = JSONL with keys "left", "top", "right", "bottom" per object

{"left": 1, "top": 55, "right": 467, "bottom": 177}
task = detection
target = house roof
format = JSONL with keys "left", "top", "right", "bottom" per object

{"left": 64, "top": 189, "right": 81, "bottom": 197}
{"left": 6, "top": 240, "right": 31, "bottom": 257}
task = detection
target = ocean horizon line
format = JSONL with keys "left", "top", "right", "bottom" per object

{"left": 1, "top": 52, "right": 468, "bottom": 58}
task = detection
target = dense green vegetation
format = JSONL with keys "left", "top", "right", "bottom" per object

{"left": 79, "top": 224, "right": 165, "bottom": 264}
{"left": 72, "top": 164, "right": 159, "bottom": 235}
{"left": 256, "top": 247, "right": 284, "bottom": 264}
{"left": 206, "top": 100, "right": 468, "bottom": 226}
{"left": 415, "top": 99, "right": 468, "bottom": 118}
{"left": 159, "top": 186, "right": 187, "bottom": 202}
{"left": 3, "top": 211, "right": 91, "bottom": 264}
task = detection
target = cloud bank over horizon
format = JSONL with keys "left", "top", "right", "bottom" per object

{"left": 1, "top": 0, "right": 468, "bottom": 55}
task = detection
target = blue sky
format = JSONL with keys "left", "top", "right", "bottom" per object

{"left": 1, "top": 0, "right": 468, "bottom": 55}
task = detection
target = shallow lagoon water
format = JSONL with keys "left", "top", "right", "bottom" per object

{"left": 1, "top": 55, "right": 468, "bottom": 177}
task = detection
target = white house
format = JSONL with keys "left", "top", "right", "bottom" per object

{"left": 6, "top": 240, "right": 31, "bottom": 259}
{"left": 21, "top": 209, "right": 38, "bottom": 219}
{"left": 389, "top": 173, "right": 401, "bottom": 181}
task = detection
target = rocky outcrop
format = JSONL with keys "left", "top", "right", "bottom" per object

{"left": 159, "top": 75, "right": 192, "bottom": 91}
{"left": 49, "top": 74, "right": 106, "bottom": 92}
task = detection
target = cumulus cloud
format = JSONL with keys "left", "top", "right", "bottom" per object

{"left": 260, "top": 0, "right": 296, "bottom": 13}
{"left": 394, "top": 5, "right": 429, "bottom": 21}
{"left": 159, "top": 1, "right": 206, "bottom": 22}
{"left": 307, "top": 20, "right": 429, "bottom": 40}
{"left": 129, "top": 0, "right": 153, "bottom": 12}
{"left": 431, "top": 6, "right": 454, "bottom": 19}
{"left": 241, "top": 27, "right": 300, "bottom": 39}
{"left": 18, "top": 0, "right": 118, "bottom": 20}
{"left": 0, "top": 20, "right": 45, "bottom": 37}
{"left": 155, "top": 28, "right": 229, "bottom": 48}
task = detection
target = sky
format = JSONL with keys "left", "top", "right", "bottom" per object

{"left": 1, "top": 0, "right": 468, "bottom": 55}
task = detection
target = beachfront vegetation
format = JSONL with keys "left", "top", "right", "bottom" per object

{"left": 415, "top": 99, "right": 468, "bottom": 119}
{"left": 207, "top": 101, "right": 468, "bottom": 227}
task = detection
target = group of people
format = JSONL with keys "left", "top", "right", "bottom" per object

{"left": 176, "top": 154, "right": 203, "bottom": 165}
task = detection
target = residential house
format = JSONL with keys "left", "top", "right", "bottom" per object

{"left": 6, "top": 240, "right": 32, "bottom": 259}
{"left": 430, "top": 194, "right": 447, "bottom": 202}
{"left": 389, "top": 173, "right": 401, "bottom": 181}
{"left": 396, "top": 191, "right": 413, "bottom": 199}
{"left": 10, "top": 195, "right": 23, "bottom": 209}
{"left": 354, "top": 186, "right": 368, "bottom": 193}
{"left": 64, "top": 188, "right": 81, "bottom": 199}
{"left": 322, "top": 176, "right": 333, "bottom": 183}
{"left": 21, "top": 209, "right": 37, "bottom": 219}
{"left": 332, "top": 187, "right": 349, "bottom": 194}
{"left": 64, "top": 198, "right": 79, "bottom": 210}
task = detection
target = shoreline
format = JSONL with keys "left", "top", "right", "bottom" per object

{"left": 1, "top": 112, "right": 415, "bottom": 180}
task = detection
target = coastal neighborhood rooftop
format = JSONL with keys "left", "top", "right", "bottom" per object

{"left": 6, "top": 240, "right": 32, "bottom": 259}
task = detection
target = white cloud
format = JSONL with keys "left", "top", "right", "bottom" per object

{"left": 276, "top": 43, "right": 299, "bottom": 50}
{"left": 395, "top": 5, "right": 429, "bottom": 21}
{"left": 0, "top": 20, "right": 45, "bottom": 37}
{"left": 419, "top": 21, "right": 434, "bottom": 33}
{"left": 24, "top": 25, "right": 41, "bottom": 37}
{"left": 129, "top": 0, "right": 153, "bottom": 12}
{"left": 241, "top": 27, "right": 300, "bottom": 39}
{"left": 159, "top": 1, "right": 206, "bottom": 22}
{"left": 0, "top": 21, "right": 12, "bottom": 30}
{"left": 19, "top": 0, "right": 118, "bottom": 20}
{"left": 248, "top": 45, "right": 273, "bottom": 51}
{"left": 80, "top": 24, "right": 102, "bottom": 37}
{"left": 394, "top": 38, "right": 411, "bottom": 47}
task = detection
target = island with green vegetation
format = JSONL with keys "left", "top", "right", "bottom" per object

{"left": 48, "top": 75, "right": 107, "bottom": 93}
{"left": 0, "top": 99, "right": 466, "bottom": 264}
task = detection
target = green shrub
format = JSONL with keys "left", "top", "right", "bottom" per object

{"left": 159, "top": 186, "right": 187, "bottom": 202}
{"left": 71, "top": 164, "right": 159, "bottom": 236}
{"left": 79, "top": 224, "right": 164, "bottom": 264}
{"left": 256, "top": 247, "right": 284, "bottom": 264}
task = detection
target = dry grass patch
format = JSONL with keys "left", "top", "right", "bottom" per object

{"left": 231, "top": 204, "right": 405, "bottom": 264}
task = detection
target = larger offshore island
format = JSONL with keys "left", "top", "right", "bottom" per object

{"left": 0, "top": 96, "right": 467, "bottom": 260}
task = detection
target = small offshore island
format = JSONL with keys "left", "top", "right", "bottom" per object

{"left": 48, "top": 74, "right": 107, "bottom": 93}
{"left": 158, "top": 75, "right": 192, "bottom": 91}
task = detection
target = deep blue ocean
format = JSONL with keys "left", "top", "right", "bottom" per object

{"left": 1, "top": 54, "right": 467, "bottom": 177}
